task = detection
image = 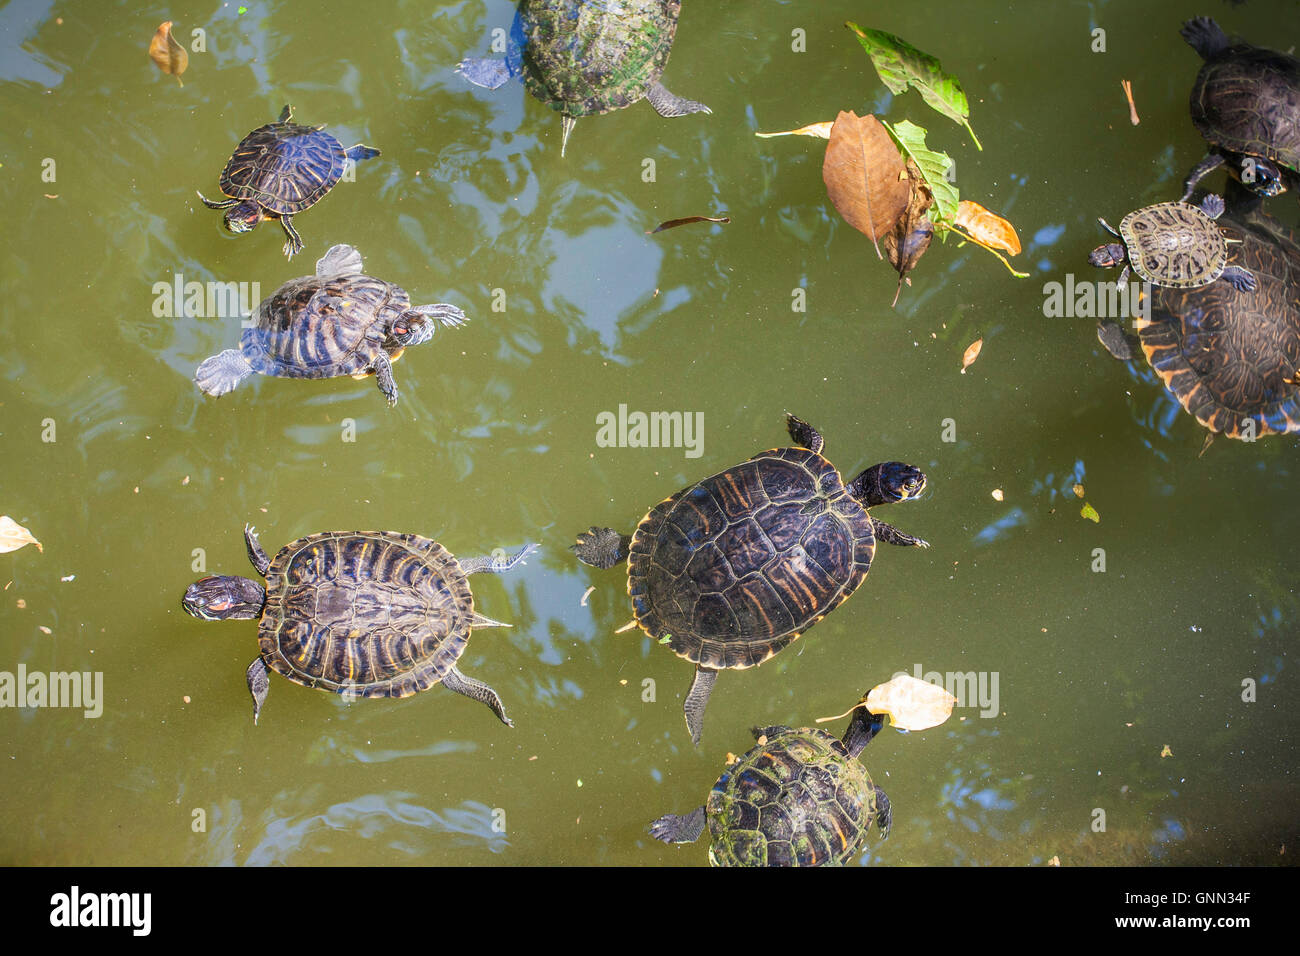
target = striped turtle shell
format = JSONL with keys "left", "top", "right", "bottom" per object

{"left": 707, "top": 726, "right": 880, "bottom": 867}
{"left": 1119, "top": 202, "right": 1230, "bottom": 288}
{"left": 241, "top": 270, "right": 412, "bottom": 379}
{"left": 258, "top": 531, "right": 473, "bottom": 696}
{"left": 627, "top": 446, "right": 875, "bottom": 669}
{"left": 1144, "top": 212, "right": 1300, "bottom": 438}
{"left": 522, "top": 0, "right": 680, "bottom": 117}
{"left": 218, "top": 115, "right": 350, "bottom": 216}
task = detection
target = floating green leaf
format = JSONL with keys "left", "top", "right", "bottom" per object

{"left": 881, "top": 119, "right": 958, "bottom": 230}
{"left": 658, "top": 635, "right": 672, "bottom": 644}
{"left": 1081, "top": 502, "right": 1100, "bottom": 523}
{"left": 846, "top": 22, "right": 982, "bottom": 150}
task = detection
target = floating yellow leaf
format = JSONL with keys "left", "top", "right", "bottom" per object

{"left": 0, "top": 517, "right": 42, "bottom": 554}
{"left": 817, "top": 674, "right": 956, "bottom": 731}
{"left": 961, "top": 338, "right": 983, "bottom": 373}
{"left": 1160, "top": 744, "right": 1173, "bottom": 758}
{"left": 1072, "top": 483, "right": 1086, "bottom": 498}
{"left": 955, "top": 200, "right": 1021, "bottom": 255}
{"left": 991, "top": 489, "right": 1004, "bottom": 501}
{"left": 755, "top": 121, "right": 834, "bottom": 139}
{"left": 149, "top": 21, "right": 188, "bottom": 86}
{"left": 1081, "top": 502, "right": 1100, "bottom": 523}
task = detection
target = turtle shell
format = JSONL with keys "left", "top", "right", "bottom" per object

{"left": 258, "top": 531, "right": 474, "bottom": 697}
{"left": 706, "top": 726, "right": 879, "bottom": 867}
{"left": 520, "top": 0, "right": 679, "bottom": 117}
{"left": 218, "top": 118, "right": 349, "bottom": 216}
{"left": 1189, "top": 44, "right": 1300, "bottom": 177}
{"left": 1120, "top": 201, "right": 1229, "bottom": 288}
{"left": 626, "top": 446, "right": 875, "bottom": 669}
{"left": 240, "top": 272, "right": 409, "bottom": 379}
{"left": 1144, "top": 212, "right": 1300, "bottom": 438}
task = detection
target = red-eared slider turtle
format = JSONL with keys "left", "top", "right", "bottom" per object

{"left": 194, "top": 244, "right": 467, "bottom": 407}
{"left": 458, "top": 0, "right": 710, "bottom": 157}
{"left": 198, "top": 105, "right": 380, "bottom": 258}
{"left": 1180, "top": 17, "right": 1300, "bottom": 203}
{"left": 1097, "top": 197, "right": 1300, "bottom": 442}
{"left": 1088, "top": 194, "right": 1257, "bottom": 292}
{"left": 181, "top": 526, "right": 538, "bottom": 725}
{"left": 572, "top": 415, "right": 929, "bottom": 744}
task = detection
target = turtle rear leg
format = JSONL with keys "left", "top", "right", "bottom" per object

{"left": 870, "top": 516, "right": 929, "bottom": 549}
{"left": 372, "top": 351, "right": 399, "bottom": 407}
{"left": 873, "top": 785, "right": 892, "bottom": 840}
{"left": 279, "top": 215, "right": 305, "bottom": 259}
{"left": 684, "top": 666, "right": 718, "bottom": 746}
{"left": 1221, "top": 265, "right": 1257, "bottom": 292}
{"left": 243, "top": 524, "right": 271, "bottom": 575}
{"left": 1096, "top": 320, "right": 1137, "bottom": 361}
{"left": 646, "top": 81, "right": 712, "bottom": 118}
{"left": 461, "top": 543, "right": 539, "bottom": 575}
{"left": 444, "top": 666, "right": 513, "bottom": 727}
{"left": 649, "top": 806, "right": 706, "bottom": 844}
{"left": 195, "top": 349, "right": 255, "bottom": 397}
{"left": 246, "top": 658, "right": 270, "bottom": 725}
{"left": 197, "top": 190, "right": 238, "bottom": 210}
{"left": 1182, "top": 153, "right": 1225, "bottom": 202}
{"left": 785, "top": 414, "right": 824, "bottom": 454}
{"left": 571, "top": 528, "right": 631, "bottom": 569}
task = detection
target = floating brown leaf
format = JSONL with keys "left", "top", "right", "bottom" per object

{"left": 647, "top": 216, "right": 730, "bottom": 234}
{"left": 0, "top": 517, "right": 42, "bottom": 554}
{"left": 961, "top": 338, "right": 983, "bottom": 373}
{"left": 822, "top": 111, "right": 909, "bottom": 258}
{"left": 882, "top": 158, "right": 934, "bottom": 306}
{"left": 149, "top": 21, "right": 188, "bottom": 86}
{"left": 955, "top": 200, "right": 1021, "bottom": 255}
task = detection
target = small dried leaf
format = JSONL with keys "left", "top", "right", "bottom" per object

{"left": 755, "top": 121, "right": 834, "bottom": 139}
{"left": 991, "top": 489, "right": 1004, "bottom": 501}
{"left": 961, "top": 338, "right": 983, "bottom": 372}
{"left": 955, "top": 200, "right": 1021, "bottom": 255}
{"left": 1160, "top": 744, "right": 1173, "bottom": 758}
{"left": 864, "top": 674, "right": 957, "bottom": 730}
{"left": 823, "top": 111, "right": 910, "bottom": 258}
{"left": 647, "top": 216, "right": 730, "bottom": 234}
{"left": 38, "top": 625, "right": 52, "bottom": 635}
{"left": 0, "top": 517, "right": 42, "bottom": 554}
{"left": 1072, "top": 483, "right": 1085, "bottom": 499}
{"left": 882, "top": 158, "right": 934, "bottom": 306}
{"left": 149, "top": 21, "right": 188, "bottom": 85}
{"left": 1081, "top": 502, "right": 1101, "bottom": 523}
{"left": 1048, "top": 856, "right": 1061, "bottom": 867}
{"left": 580, "top": 586, "right": 595, "bottom": 607}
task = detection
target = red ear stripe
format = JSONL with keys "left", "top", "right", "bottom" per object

{"left": 395, "top": 326, "right": 407, "bottom": 335}
{"left": 209, "top": 600, "right": 232, "bottom": 611}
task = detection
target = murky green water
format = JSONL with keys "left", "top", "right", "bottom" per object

{"left": 2, "top": 0, "right": 1297, "bottom": 866}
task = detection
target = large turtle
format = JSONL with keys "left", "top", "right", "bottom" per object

{"left": 1180, "top": 17, "right": 1300, "bottom": 204}
{"left": 572, "top": 415, "right": 929, "bottom": 744}
{"left": 458, "top": 0, "right": 711, "bottom": 157}
{"left": 194, "top": 244, "right": 467, "bottom": 407}
{"left": 1088, "top": 194, "right": 1257, "bottom": 292}
{"left": 181, "top": 526, "right": 538, "bottom": 725}
{"left": 198, "top": 105, "right": 380, "bottom": 258}
{"left": 1096, "top": 192, "right": 1300, "bottom": 443}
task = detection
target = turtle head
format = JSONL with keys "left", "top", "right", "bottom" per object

{"left": 222, "top": 201, "right": 264, "bottom": 234}
{"left": 848, "top": 462, "right": 927, "bottom": 508}
{"left": 1238, "top": 157, "right": 1286, "bottom": 197}
{"left": 1088, "top": 242, "right": 1127, "bottom": 269}
{"left": 389, "top": 312, "right": 437, "bottom": 348}
{"left": 182, "top": 575, "right": 265, "bottom": 621}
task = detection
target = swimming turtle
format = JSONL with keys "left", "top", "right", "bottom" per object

{"left": 194, "top": 244, "right": 467, "bottom": 407}
{"left": 181, "top": 526, "right": 538, "bottom": 725}
{"left": 650, "top": 675, "right": 956, "bottom": 866}
{"left": 198, "top": 104, "right": 380, "bottom": 258}
{"left": 1180, "top": 17, "right": 1300, "bottom": 203}
{"left": 572, "top": 415, "right": 929, "bottom": 744}
{"left": 458, "top": 0, "right": 711, "bottom": 157}
{"left": 1088, "top": 194, "right": 1257, "bottom": 292}
{"left": 1097, "top": 197, "right": 1300, "bottom": 443}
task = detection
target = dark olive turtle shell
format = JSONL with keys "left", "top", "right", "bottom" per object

{"left": 521, "top": 0, "right": 679, "bottom": 117}
{"left": 627, "top": 446, "right": 875, "bottom": 669}
{"left": 218, "top": 119, "right": 350, "bottom": 215}
{"left": 1119, "top": 202, "right": 1230, "bottom": 288}
{"left": 240, "top": 272, "right": 409, "bottom": 379}
{"left": 258, "top": 532, "right": 473, "bottom": 696}
{"left": 1146, "top": 213, "right": 1300, "bottom": 438}
{"left": 706, "top": 726, "right": 879, "bottom": 867}
{"left": 1190, "top": 44, "right": 1300, "bottom": 175}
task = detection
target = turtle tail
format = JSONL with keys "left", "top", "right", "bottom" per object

{"left": 195, "top": 349, "right": 254, "bottom": 397}
{"left": 1180, "top": 17, "right": 1230, "bottom": 60}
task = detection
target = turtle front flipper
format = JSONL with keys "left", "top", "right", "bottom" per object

{"left": 870, "top": 517, "right": 929, "bottom": 549}
{"left": 411, "top": 303, "right": 470, "bottom": 330}
{"left": 458, "top": 56, "right": 514, "bottom": 90}
{"left": 246, "top": 658, "right": 270, "bottom": 725}
{"left": 196, "top": 190, "right": 238, "bottom": 210}
{"left": 443, "top": 666, "right": 513, "bottom": 727}
{"left": 461, "top": 543, "right": 539, "bottom": 575}
{"left": 648, "top": 806, "right": 706, "bottom": 845}
{"left": 645, "top": 81, "right": 711, "bottom": 118}
{"left": 372, "top": 351, "right": 398, "bottom": 407}
{"left": 243, "top": 524, "right": 271, "bottom": 575}
{"left": 1097, "top": 320, "right": 1137, "bottom": 361}
{"left": 344, "top": 144, "right": 380, "bottom": 164}
{"left": 279, "top": 214, "right": 305, "bottom": 259}
{"left": 571, "top": 527, "right": 631, "bottom": 569}
{"left": 1182, "top": 153, "right": 1226, "bottom": 202}
{"left": 1222, "top": 265, "right": 1258, "bottom": 292}
{"left": 684, "top": 666, "right": 718, "bottom": 746}
{"left": 873, "top": 785, "right": 892, "bottom": 840}
{"left": 195, "top": 349, "right": 255, "bottom": 397}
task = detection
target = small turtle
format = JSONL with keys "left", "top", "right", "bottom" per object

{"left": 1180, "top": 17, "right": 1300, "bottom": 203}
{"left": 572, "top": 415, "right": 928, "bottom": 744}
{"left": 181, "top": 526, "right": 538, "bottom": 725}
{"left": 1096, "top": 195, "right": 1300, "bottom": 444}
{"left": 198, "top": 105, "right": 380, "bottom": 258}
{"left": 458, "top": 0, "right": 710, "bottom": 157}
{"left": 1088, "top": 194, "right": 1257, "bottom": 292}
{"left": 194, "top": 244, "right": 467, "bottom": 407}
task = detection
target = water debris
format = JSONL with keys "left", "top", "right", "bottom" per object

{"left": 1080, "top": 502, "right": 1101, "bottom": 523}
{"left": 614, "top": 620, "right": 638, "bottom": 634}
{"left": 647, "top": 216, "right": 730, "bottom": 234}
{"left": 755, "top": 121, "right": 834, "bottom": 139}
{"left": 183, "top": 695, "right": 191, "bottom": 704}
{"left": 1120, "top": 79, "right": 1140, "bottom": 125}
{"left": 1048, "top": 855, "right": 1061, "bottom": 867}
{"left": 1072, "top": 483, "right": 1086, "bottom": 499}
{"left": 961, "top": 338, "right": 983, "bottom": 372}
{"left": 148, "top": 21, "right": 188, "bottom": 86}
{"left": 580, "top": 586, "right": 595, "bottom": 606}
{"left": 38, "top": 626, "right": 51, "bottom": 635}
{"left": 1160, "top": 744, "right": 1173, "bottom": 758}
{"left": 0, "top": 517, "right": 42, "bottom": 554}
{"left": 60, "top": 574, "right": 75, "bottom": 582}
{"left": 991, "top": 488, "right": 1004, "bottom": 501}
